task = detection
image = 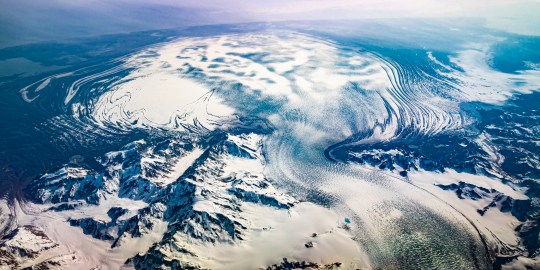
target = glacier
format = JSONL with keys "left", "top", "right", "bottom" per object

{"left": 1, "top": 21, "right": 540, "bottom": 269}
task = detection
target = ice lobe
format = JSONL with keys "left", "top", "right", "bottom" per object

{"left": 91, "top": 73, "right": 235, "bottom": 131}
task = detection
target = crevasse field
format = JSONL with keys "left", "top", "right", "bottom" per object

{"left": 1, "top": 20, "right": 540, "bottom": 269}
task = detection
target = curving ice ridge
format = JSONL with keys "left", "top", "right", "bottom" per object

{"left": 60, "top": 32, "right": 461, "bottom": 138}
{"left": 20, "top": 32, "right": 540, "bottom": 140}
{"left": 57, "top": 32, "right": 538, "bottom": 141}
{"left": 4, "top": 26, "right": 540, "bottom": 270}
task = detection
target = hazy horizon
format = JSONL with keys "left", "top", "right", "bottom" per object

{"left": 1, "top": 0, "right": 539, "bottom": 48}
